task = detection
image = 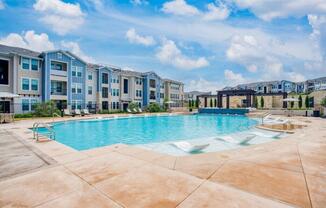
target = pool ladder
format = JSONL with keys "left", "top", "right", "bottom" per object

{"left": 32, "top": 122, "right": 56, "bottom": 142}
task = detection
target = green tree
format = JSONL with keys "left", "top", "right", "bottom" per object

{"left": 321, "top": 97, "right": 326, "bottom": 107}
{"left": 254, "top": 96, "right": 258, "bottom": 108}
{"left": 290, "top": 97, "right": 294, "bottom": 109}
{"left": 214, "top": 99, "right": 217, "bottom": 107}
{"left": 163, "top": 98, "right": 169, "bottom": 110}
{"left": 260, "top": 96, "right": 264, "bottom": 109}
{"left": 305, "top": 95, "right": 309, "bottom": 108}
{"left": 195, "top": 99, "right": 199, "bottom": 108}
{"left": 188, "top": 100, "right": 192, "bottom": 108}
{"left": 210, "top": 99, "right": 213, "bottom": 107}
{"left": 34, "top": 101, "right": 60, "bottom": 117}
{"left": 298, "top": 95, "right": 303, "bottom": 109}
{"left": 191, "top": 100, "right": 195, "bottom": 108}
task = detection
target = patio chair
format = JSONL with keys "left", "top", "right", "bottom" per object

{"left": 127, "top": 108, "right": 132, "bottom": 113}
{"left": 82, "top": 109, "right": 90, "bottom": 115}
{"left": 64, "top": 109, "right": 73, "bottom": 116}
{"left": 171, "top": 141, "right": 209, "bottom": 153}
{"left": 249, "top": 131, "right": 284, "bottom": 138}
{"left": 74, "top": 109, "right": 81, "bottom": 116}
{"left": 215, "top": 134, "right": 256, "bottom": 145}
{"left": 0, "top": 114, "right": 4, "bottom": 124}
{"left": 138, "top": 108, "right": 143, "bottom": 113}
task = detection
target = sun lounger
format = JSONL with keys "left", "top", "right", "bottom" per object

{"left": 74, "top": 109, "right": 81, "bottom": 116}
{"left": 132, "top": 108, "right": 138, "bottom": 113}
{"left": 127, "top": 109, "right": 132, "bottom": 113}
{"left": 82, "top": 109, "right": 90, "bottom": 115}
{"left": 216, "top": 134, "right": 256, "bottom": 145}
{"left": 171, "top": 141, "right": 209, "bottom": 153}
{"left": 249, "top": 131, "right": 283, "bottom": 138}
{"left": 64, "top": 109, "right": 73, "bottom": 116}
{"left": 138, "top": 108, "right": 142, "bottom": 113}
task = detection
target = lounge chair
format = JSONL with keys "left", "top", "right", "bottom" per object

{"left": 171, "top": 141, "right": 209, "bottom": 153}
{"left": 132, "top": 108, "right": 138, "bottom": 113}
{"left": 215, "top": 134, "right": 256, "bottom": 145}
{"left": 127, "top": 109, "right": 132, "bottom": 113}
{"left": 138, "top": 108, "right": 142, "bottom": 113}
{"left": 64, "top": 109, "right": 73, "bottom": 116}
{"left": 74, "top": 109, "right": 81, "bottom": 116}
{"left": 249, "top": 131, "right": 283, "bottom": 138}
{"left": 82, "top": 109, "right": 90, "bottom": 115}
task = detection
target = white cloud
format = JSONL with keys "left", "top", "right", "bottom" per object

{"left": 126, "top": 28, "right": 156, "bottom": 46}
{"left": 224, "top": 69, "right": 246, "bottom": 85}
{"left": 287, "top": 72, "right": 305, "bottom": 82}
{"left": 162, "top": 0, "right": 200, "bottom": 16}
{"left": 60, "top": 41, "right": 95, "bottom": 63}
{"left": 232, "top": 0, "right": 326, "bottom": 21}
{"left": 0, "top": 0, "right": 5, "bottom": 10}
{"left": 156, "top": 39, "right": 209, "bottom": 70}
{"left": 130, "top": 0, "right": 148, "bottom": 6}
{"left": 33, "top": 0, "right": 85, "bottom": 35}
{"left": 187, "top": 78, "right": 222, "bottom": 92}
{"left": 203, "top": 2, "right": 230, "bottom": 21}
{"left": 0, "top": 30, "right": 55, "bottom": 52}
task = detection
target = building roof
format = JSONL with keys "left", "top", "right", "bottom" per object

{"left": 163, "top": 78, "right": 184, "bottom": 85}
{"left": 0, "top": 44, "right": 41, "bottom": 58}
{"left": 120, "top": 69, "right": 143, "bottom": 77}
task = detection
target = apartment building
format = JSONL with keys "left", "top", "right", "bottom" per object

{"left": 164, "top": 79, "right": 184, "bottom": 107}
{"left": 0, "top": 44, "right": 184, "bottom": 114}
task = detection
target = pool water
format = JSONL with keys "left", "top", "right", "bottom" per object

{"left": 39, "top": 114, "right": 258, "bottom": 151}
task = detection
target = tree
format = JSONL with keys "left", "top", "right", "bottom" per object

{"left": 298, "top": 95, "right": 302, "bottom": 109}
{"left": 146, "top": 103, "right": 161, "bottom": 112}
{"left": 214, "top": 99, "right": 217, "bottom": 107}
{"left": 305, "top": 95, "right": 309, "bottom": 108}
{"left": 163, "top": 98, "right": 169, "bottom": 110}
{"left": 188, "top": 100, "right": 192, "bottom": 108}
{"left": 34, "top": 101, "right": 60, "bottom": 117}
{"left": 195, "top": 99, "right": 199, "bottom": 108}
{"left": 254, "top": 96, "right": 258, "bottom": 108}
{"left": 260, "top": 96, "right": 264, "bottom": 109}
{"left": 192, "top": 100, "right": 195, "bottom": 108}
{"left": 290, "top": 97, "right": 294, "bottom": 109}
{"left": 321, "top": 97, "right": 326, "bottom": 107}
{"left": 210, "top": 99, "right": 213, "bottom": 107}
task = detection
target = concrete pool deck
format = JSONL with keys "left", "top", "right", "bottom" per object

{"left": 0, "top": 113, "right": 325, "bottom": 207}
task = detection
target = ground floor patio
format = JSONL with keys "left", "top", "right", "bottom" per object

{"left": 0, "top": 114, "right": 325, "bottom": 207}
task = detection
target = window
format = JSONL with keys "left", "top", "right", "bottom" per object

{"left": 102, "top": 101, "right": 108, "bottom": 110}
{"left": 72, "top": 67, "right": 77, "bottom": 77}
{"left": 88, "top": 86, "right": 92, "bottom": 95}
{"left": 116, "top": 89, "right": 119, "bottom": 96}
{"left": 31, "top": 79, "right": 38, "bottom": 91}
{"left": 22, "top": 78, "right": 30, "bottom": 90}
{"left": 57, "top": 53, "right": 62, "bottom": 59}
{"left": 123, "top": 79, "right": 128, "bottom": 94}
{"left": 278, "top": 84, "right": 282, "bottom": 89}
{"left": 88, "top": 73, "right": 92, "bottom": 80}
{"left": 160, "top": 93, "right": 164, "bottom": 99}
{"left": 22, "top": 99, "right": 29, "bottom": 111}
{"left": 77, "top": 84, "right": 82, "bottom": 94}
{"left": 150, "top": 79, "right": 156, "bottom": 88}
{"left": 150, "top": 91, "right": 156, "bottom": 99}
{"left": 77, "top": 67, "right": 82, "bottom": 77}
{"left": 102, "top": 87, "right": 108, "bottom": 98}
{"left": 0, "top": 59, "right": 9, "bottom": 85}
{"left": 31, "top": 99, "right": 38, "bottom": 110}
{"left": 71, "top": 100, "right": 82, "bottom": 110}
{"left": 102, "top": 73, "right": 108, "bottom": 84}
{"left": 72, "top": 85, "right": 76, "bottom": 94}
{"left": 31, "top": 59, "right": 38, "bottom": 71}
{"left": 22, "top": 57, "right": 30, "bottom": 70}
{"left": 113, "top": 102, "right": 116, "bottom": 109}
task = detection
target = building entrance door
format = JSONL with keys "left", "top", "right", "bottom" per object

{"left": 0, "top": 101, "right": 10, "bottom": 113}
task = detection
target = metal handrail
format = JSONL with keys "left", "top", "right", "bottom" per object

{"left": 33, "top": 122, "right": 56, "bottom": 142}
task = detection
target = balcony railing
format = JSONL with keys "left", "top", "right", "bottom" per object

{"left": 51, "top": 88, "right": 67, "bottom": 96}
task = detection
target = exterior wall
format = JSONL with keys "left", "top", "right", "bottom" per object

{"left": 164, "top": 80, "right": 184, "bottom": 107}
{"left": 86, "top": 67, "right": 98, "bottom": 107}
{"left": 0, "top": 54, "right": 14, "bottom": 93}
{"left": 142, "top": 72, "right": 162, "bottom": 107}
{"left": 229, "top": 96, "right": 246, "bottom": 108}
{"left": 110, "top": 71, "right": 120, "bottom": 111}
{"left": 97, "top": 67, "right": 111, "bottom": 111}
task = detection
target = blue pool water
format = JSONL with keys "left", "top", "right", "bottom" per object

{"left": 39, "top": 114, "right": 258, "bottom": 150}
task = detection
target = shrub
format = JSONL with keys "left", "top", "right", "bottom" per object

{"left": 14, "top": 113, "right": 34, "bottom": 118}
{"left": 146, "top": 103, "right": 162, "bottom": 112}
{"left": 254, "top": 96, "right": 258, "bottom": 108}
{"left": 210, "top": 99, "right": 213, "bottom": 107}
{"left": 191, "top": 100, "right": 195, "bottom": 108}
{"left": 128, "top": 102, "right": 139, "bottom": 111}
{"left": 34, "top": 101, "right": 60, "bottom": 117}
{"left": 98, "top": 110, "right": 110, "bottom": 114}
{"left": 195, "top": 99, "right": 199, "bottom": 108}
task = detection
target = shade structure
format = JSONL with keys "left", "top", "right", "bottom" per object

{"left": 283, "top": 98, "right": 299, "bottom": 102}
{"left": 0, "top": 92, "right": 19, "bottom": 98}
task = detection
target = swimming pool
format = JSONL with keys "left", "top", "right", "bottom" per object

{"left": 40, "top": 114, "right": 258, "bottom": 151}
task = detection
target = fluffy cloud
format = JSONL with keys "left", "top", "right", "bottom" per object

{"left": 60, "top": 41, "right": 95, "bottom": 63}
{"left": 156, "top": 39, "right": 209, "bottom": 70}
{"left": 33, "top": 0, "right": 85, "bottom": 35}
{"left": 187, "top": 78, "right": 222, "bottom": 92}
{"left": 162, "top": 0, "right": 230, "bottom": 20}
{"left": 126, "top": 28, "right": 156, "bottom": 46}
{"left": 0, "top": 30, "right": 55, "bottom": 52}
{"left": 203, "top": 2, "right": 230, "bottom": 21}
{"left": 226, "top": 34, "right": 307, "bottom": 81}
{"left": 224, "top": 69, "right": 246, "bottom": 85}
{"left": 130, "top": 0, "right": 148, "bottom": 6}
{"left": 0, "top": 0, "right": 4, "bottom": 10}
{"left": 162, "top": 0, "right": 200, "bottom": 16}
{"left": 232, "top": 0, "right": 326, "bottom": 21}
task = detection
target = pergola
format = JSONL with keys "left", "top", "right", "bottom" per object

{"left": 216, "top": 89, "right": 256, "bottom": 109}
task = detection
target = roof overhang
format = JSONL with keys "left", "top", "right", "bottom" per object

{"left": 0, "top": 92, "right": 20, "bottom": 98}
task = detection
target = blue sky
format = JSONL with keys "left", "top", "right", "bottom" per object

{"left": 0, "top": 0, "right": 325, "bottom": 92}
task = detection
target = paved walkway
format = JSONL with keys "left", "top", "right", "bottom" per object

{"left": 0, "top": 115, "right": 325, "bottom": 207}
